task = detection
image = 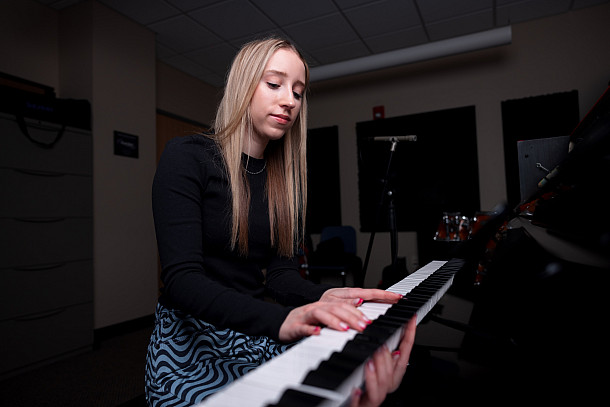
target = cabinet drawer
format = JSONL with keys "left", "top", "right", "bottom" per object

{"left": 0, "top": 168, "right": 92, "bottom": 218}
{"left": 0, "top": 302, "right": 93, "bottom": 375}
{"left": 0, "top": 114, "right": 92, "bottom": 175}
{"left": 0, "top": 260, "right": 93, "bottom": 320}
{"left": 0, "top": 218, "right": 92, "bottom": 268}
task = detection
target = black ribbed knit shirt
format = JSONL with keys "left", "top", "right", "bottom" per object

{"left": 152, "top": 134, "right": 328, "bottom": 340}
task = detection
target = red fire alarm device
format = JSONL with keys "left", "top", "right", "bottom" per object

{"left": 373, "top": 105, "right": 385, "bottom": 120}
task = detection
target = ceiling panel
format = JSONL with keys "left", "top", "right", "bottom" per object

{"left": 34, "top": 0, "right": 610, "bottom": 87}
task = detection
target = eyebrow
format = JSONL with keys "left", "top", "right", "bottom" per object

{"left": 265, "top": 69, "right": 306, "bottom": 88}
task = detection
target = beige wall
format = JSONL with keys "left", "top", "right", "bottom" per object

{"left": 307, "top": 4, "right": 610, "bottom": 285}
{"left": 0, "top": 0, "right": 59, "bottom": 90}
{"left": 1, "top": 0, "right": 609, "bottom": 322}
{"left": 156, "top": 61, "right": 220, "bottom": 126}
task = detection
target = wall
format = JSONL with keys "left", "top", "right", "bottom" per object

{"left": 156, "top": 61, "right": 220, "bottom": 126}
{"left": 2, "top": 0, "right": 168, "bottom": 329}
{"left": 1, "top": 0, "right": 609, "bottom": 322}
{"left": 0, "top": 0, "right": 59, "bottom": 90}
{"left": 307, "top": 3, "right": 610, "bottom": 286}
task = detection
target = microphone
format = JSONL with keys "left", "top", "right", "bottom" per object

{"left": 371, "top": 135, "right": 417, "bottom": 142}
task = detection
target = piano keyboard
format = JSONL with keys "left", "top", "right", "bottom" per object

{"left": 198, "top": 258, "right": 464, "bottom": 407}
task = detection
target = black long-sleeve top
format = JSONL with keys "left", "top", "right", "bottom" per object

{"left": 152, "top": 134, "right": 329, "bottom": 341}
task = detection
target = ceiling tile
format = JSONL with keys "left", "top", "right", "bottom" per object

{"left": 496, "top": 0, "right": 572, "bottom": 25}
{"left": 282, "top": 13, "right": 360, "bottom": 51}
{"left": 33, "top": 0, "right": 610, "bottom": 86}
{"left": 148, "top": 15, "right": 218, "bottom": 53}
{"left": 343, "top": 0, "right": 421, "bottom": 38}
{"left": 251, "top": 0, "right": 338, "bottom": 25}
{"left": 417, "top": 0, "right": 493, "bottom": 23}
{"left": 189, "top": 0, "right": 277, "bottom": 40}
{"left": 165, "top": 0, "right": 224, "bottom": 12}
{"left": 426, "top": 10, "right": 494, "bottom": 41}
{"left": 363, "top": 26, "right": 429, "bottom": 53}
{"left": 308, "top": 40, "right": 371, "bottom": 65}
{"left": 97, "top": 0, "right": 181, "bottom": 25}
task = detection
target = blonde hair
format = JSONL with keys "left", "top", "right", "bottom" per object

{"left": 211, "top": 37, "right": 310, "bottom": 257}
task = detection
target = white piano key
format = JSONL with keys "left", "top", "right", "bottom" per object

{"left": 200, "top": 259, "right": 461, "bottom": 407}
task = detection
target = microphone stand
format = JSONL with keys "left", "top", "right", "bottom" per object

{"left": 362, "top": 138, "right": 400, "bottom": 281}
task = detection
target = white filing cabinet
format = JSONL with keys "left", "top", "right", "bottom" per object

{"left": 0, "top": 98, "right": 93, "bottom": 377}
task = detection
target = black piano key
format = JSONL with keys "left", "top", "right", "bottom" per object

{"left": 297, "top": 259, "right": 465, "bottom": 398}
{"left": 360, "top": 323, "right": 395, "bottom": 343}
{"left": 263, "top": 260, "right": 467, "bottom": 407}
{"left": 373, "top": 315, "right": 405, "bottom": 330}
{"left": 341, "top": 339, "right": 379, "bottom": 361}
{"left": 375, "top": 315, "right": 413, "bottom": 330}
{"left": 302, "top": 361, "right": 348, "bottom": 390}
{"left": 385, "top": 307, "right": 418, "bottom": 320}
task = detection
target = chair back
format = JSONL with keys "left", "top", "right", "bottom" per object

{"left": 320, "top": 226, "right": 357, "bottom": 255}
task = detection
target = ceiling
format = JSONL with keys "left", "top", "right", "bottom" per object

{"left": 36, "top": 0, "right": 609, "bottom": 87}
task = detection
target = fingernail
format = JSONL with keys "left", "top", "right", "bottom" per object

{"left": 313, "top": 326, "right": 321, "bottom": 334}
{"left": 367, "top": 360, "right": 375, "bottom": 372}
{"left": 392, "top": 350, "right": 401, "bottom": 359}
{"left": 353, "top": 298, "right": 364, "bottom": 306}
{"left": 339, "top": 322, "right": 349, "bottom": 331}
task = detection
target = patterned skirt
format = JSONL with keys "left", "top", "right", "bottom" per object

{"left": 145, "top": 303, "right": 293, "bottom": 406}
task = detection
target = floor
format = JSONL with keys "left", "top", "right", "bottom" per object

{"left": 0, "top": 326, "right": 151, "bottom": 407}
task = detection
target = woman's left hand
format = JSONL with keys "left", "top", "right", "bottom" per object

{"left": 320, "top": 287, "right": 402, "bottom": 307}
{"left": 350, "top": 316, "right": 417, "bottom": 407}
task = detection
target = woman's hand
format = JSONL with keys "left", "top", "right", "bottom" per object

{"left": 279, "top": 300, "right": 372, "bottom": 342}
{"left": 350, "top": 316, "right": 417, "bottom": 407}
{"left": 279, "top": 287, "right": 403, "bottom": 342}
{"left": 320, "top": 287, "right": 403, "bottom": 307}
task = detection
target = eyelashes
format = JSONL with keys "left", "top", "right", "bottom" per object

{"left": 266, "top": 82, "right": 303, "bottom": 100}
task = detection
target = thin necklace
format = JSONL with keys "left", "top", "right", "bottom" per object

{"left": 245, "top": 160, "right": 266, "bottom": 175}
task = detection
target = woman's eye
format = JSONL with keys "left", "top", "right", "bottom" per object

{"left": 267, "top": 82, "right": 280, "bottom": 89}
{"left": 293, "top": 92, "right": 303, "bottom": 100}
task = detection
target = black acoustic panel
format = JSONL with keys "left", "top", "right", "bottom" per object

{"left": 501, "top": 91, "right": 579, "bottom": 208}
{"left": 356, "top": 106, "right": 480, "bottom": 234}
{"left": 307, "top": 125, "right": 341, "bottom": 233}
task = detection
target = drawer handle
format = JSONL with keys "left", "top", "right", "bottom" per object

{"left": 14, "top": 307, "right": 67, "bottom": 322}
{"left": 13, "top": 168, "right": 66, "bottom": 178}
{"left": 14, "top": 217, "right": 66, "bottom": 223}
{"left": 16, "top": 115, "right": 66, "bottom": 149}
{"left": 13, "top": 263, "right": 66, "bottom": 271}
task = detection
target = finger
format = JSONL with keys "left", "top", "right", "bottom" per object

{"left": 309, "top": 304, "right": 370, "bottom": 332}
{"left": 355, "top": 288, "right": 403, "bottom": 304}
{"left": 398, "top": 316, "right": 417, "bottom": 357}
{"left": 349, "top": 388, "right": 363, "bottom": 407}
{"left": 362, "top": 351, "right": 387, "bottom": 405}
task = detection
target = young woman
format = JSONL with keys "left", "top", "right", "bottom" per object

{"left": 146, "top": 37, "right": 415, "bottom": 407}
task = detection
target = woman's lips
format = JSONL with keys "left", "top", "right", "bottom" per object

{"left": 271, "top": 114, "right": 291, "bottom": 125}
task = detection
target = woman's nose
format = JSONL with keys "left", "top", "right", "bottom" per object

{"left": 280, "top": 90, "right": 296, "bottom": 108}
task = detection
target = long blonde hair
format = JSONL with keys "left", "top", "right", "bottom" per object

{"left": 211, "top": 37, "right": 310, "bottom": 257}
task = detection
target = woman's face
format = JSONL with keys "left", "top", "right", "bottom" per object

{"left": 247, "top": 48, "right": 306, "bottom": 157}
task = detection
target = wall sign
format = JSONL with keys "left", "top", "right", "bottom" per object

{"left": 114, "top": 131, "right": 139, "bottom": 158}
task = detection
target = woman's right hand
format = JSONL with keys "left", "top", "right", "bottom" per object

{"left": 278, "top": 300, "right": 372, "bottom": 342}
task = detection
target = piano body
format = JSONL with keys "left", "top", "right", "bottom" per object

{"left": 200, "top": 86, "right": 610, "bottom": 406}
{"left": 453, "top": 85, "right": 610, "bottom": 404}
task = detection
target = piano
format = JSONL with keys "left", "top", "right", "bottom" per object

{"left": 199, "top": 258, "right": 465, "bottom": 407}
{"left": 202, "top": 86, "right": 610, "bottom": 406}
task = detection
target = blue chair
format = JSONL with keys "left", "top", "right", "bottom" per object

{"left": 306, "top": 226, "right": 363, "bottom": 287}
